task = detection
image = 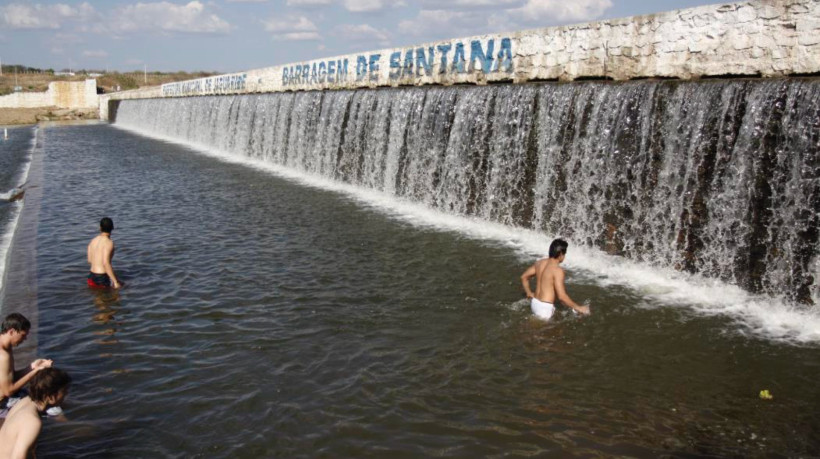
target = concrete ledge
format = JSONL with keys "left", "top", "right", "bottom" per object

{"left": 99, "top": 0, "right": 820, "bottom": 119}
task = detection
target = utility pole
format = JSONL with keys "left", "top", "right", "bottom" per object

{"left": 144, "top": 64, "right": 147, "bottom": 84}
{"left": 0, "top": 57, "right": 3, "bottom": 76}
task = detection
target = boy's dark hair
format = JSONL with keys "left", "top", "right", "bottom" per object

{"left": 1, "top": 313, "right": 31, "bottom": 334}
{"left": 548, "top": 239, "right": 569, "bottom": 259}
{"left": 29, "top": 368, "right": 71, "bottom": 404}
{"left": 100, "top": 217, "right": 114, "bottom": 233}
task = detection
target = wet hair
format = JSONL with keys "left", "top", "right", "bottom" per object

{"left": 548, "top": 239, "right": 569, "bottom": 259}
{"left": 100, "top": 217, "right": 114, "bottom": 234}
{"left": 28, "top": 368, "right": 71, "bottom": 404}
{"left": 1, "top": 313, "right": 31, "bottom": 334}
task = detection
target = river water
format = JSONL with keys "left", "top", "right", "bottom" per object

{"left": 1, "top": 122, "right": 818, "bottom": 457}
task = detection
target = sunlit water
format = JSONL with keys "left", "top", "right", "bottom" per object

{"left": 4, "top": 123, "right": 819, "bottom": 457}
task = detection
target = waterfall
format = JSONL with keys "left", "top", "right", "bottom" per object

{"left": 115, "top": 79, "right": 820, "bottom": 305}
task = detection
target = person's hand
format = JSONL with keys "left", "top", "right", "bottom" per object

{"left": 31, "top": 359, "right": 53, "bottom": 370}
{"left": 576, "top": 305, "right": 591, "bottom": 315}
{"left": 113, "top": 280, "right": 122, "bottom": 289}
{"left": 525, "top": 293, "right": 533, "bottom": 299}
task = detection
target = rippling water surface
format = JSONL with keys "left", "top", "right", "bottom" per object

{"left": 14, "top": 124, "right": 820, "bottom": 457}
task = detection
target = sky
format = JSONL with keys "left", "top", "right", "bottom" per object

{"left": 0, "top": 0, "right": 723, "bottom": 73}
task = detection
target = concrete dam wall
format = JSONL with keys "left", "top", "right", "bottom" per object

{"left": 101, "top": 0, "right": 820, "bottom": 119}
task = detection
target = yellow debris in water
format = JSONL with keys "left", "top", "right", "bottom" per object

{"left": 759, "top": 389, "right": 773, "bottom": 400}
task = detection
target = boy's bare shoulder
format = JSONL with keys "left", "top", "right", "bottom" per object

{"left": 13, "top": 403, "right": 43, "bottom": 424}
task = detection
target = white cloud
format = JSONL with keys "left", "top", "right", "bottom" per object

{"left": 333, "top": 23, "right": 390, "bottom": 46}
{"left": 263, "top": 15, "right": 320, "bottom": 40}
{"left": 343, "top": 0, "right": 387, "bottom": 13}
{"left": 399, "top": 0, "right": 611, "bottom": 39}
{"left": 83, "top": 50, "right": 109, "bottom": 58}
{"left": 0, "top": 2, "right": 98, "bottom": 30}
{"left": 226, "top": 0, "right": 268, "bottom": 2}
{"left": 399, "top": 9, "right": 492, "bottom": 37}
{"left": 418, "top": 0, "right": 522, "bottom": 8}
{"left": 287, "top": 0, "right": 333, "bottom": 6}
{"left": 112, "top": 1, "right": 231, "bottom": 34}
{"left": 509, "top": 0, "right": 612, "bottom": 23}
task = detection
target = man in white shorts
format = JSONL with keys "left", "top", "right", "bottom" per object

{"left": 520, "top": 239, "right": 590, "bottom": 320}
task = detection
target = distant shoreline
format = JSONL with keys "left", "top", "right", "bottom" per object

{"left": 0, "top": 107, "right": 99, "bottom": 126}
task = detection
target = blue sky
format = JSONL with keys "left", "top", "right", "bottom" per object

{"left": 1, "top": 0, "right": 722, "bottom": 73}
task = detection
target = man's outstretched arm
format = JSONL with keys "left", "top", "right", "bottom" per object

{"left": 0, "top": 354, "right": 51, "bottom": 398}
{"left": 554, "top": 269, "right": 590, "bottom": 315}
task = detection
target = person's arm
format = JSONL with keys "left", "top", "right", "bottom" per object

{"left": 1, "top": 354, "right": 51, "bottom": 398}
{"left": 14, "top": 359, "right": 52, "bottom": 381}
{"left": 554, "top": 269, "right": 590, "bottom": 315}
{"left": 10, "top": 416, "right": 41, "bottom": 459}
{"left": 103, "top": 241, "right": 121, "bottom": 288}
{"left": 13, "top": 359, "right": 52, "bottom": 381}
{"left": 520, "top": 264, "right": 537, "bottom": 298}
{"left": 87, "top": 241, "right": 92, "bottom": 266}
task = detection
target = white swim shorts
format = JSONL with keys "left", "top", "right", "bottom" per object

{"left": 531, "top": 298, "right": 555, "bottom": 320}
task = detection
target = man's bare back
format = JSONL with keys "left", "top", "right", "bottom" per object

{"left": 520, "top": 239, "right": 590, "bottom": 319}
{"left": 0, "top": 368, "right": 70, "bottom": 459}
{"left": 0, "top": 397, "right": 42, "bottom": 458}
{"left": 87, "top": 218, "right": 121, "bottom": 289}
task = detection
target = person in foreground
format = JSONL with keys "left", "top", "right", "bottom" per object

{"left": 87, "top": 217, "right": 122, "bottom": 289}
{"left": 0, "top": 368, "right": 71, "bottom": 459}
{"left": 0, "top": 314, "right": 53, "bottom": 419}
{"left": 520, "top": 238, "right": 590, "bottom": 320}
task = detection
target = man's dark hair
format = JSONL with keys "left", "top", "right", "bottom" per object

{"left": 100, "top": 217, "right": 114, "bottom": 234}
{"left": 1, "top": 313, "right": 31, "bottom": 334}
{"left": 29, "top": 368, "right": 71, "bottom": 404}
{"left": 548, "top": 239, "right": 569, "bottom": 259}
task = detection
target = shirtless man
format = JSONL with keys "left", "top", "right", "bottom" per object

{"left": 87, "top": 217, "right": 122, "bottom": 289}
{"left": 520, "top": 238, "right": 590, "bottom": 320}
{"left": 0, "top": 368, "right": 71, "bottom": 459}
{"left": 0, "top": 314, "right": 53, "bottom": 419}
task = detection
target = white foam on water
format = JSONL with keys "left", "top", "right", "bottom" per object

{"left": 0, "top": 127, "right": 36, "bottom": 299}
{"left": 114, "top": 123, "right": 820, "bottom": 345}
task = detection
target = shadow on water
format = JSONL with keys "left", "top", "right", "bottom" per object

{"left": 8, "top": 123, "right": 818, "bottom": 458}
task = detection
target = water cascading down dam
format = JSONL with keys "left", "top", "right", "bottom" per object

{"left": 105, "top": 0, "right": 820, "bottom": 307}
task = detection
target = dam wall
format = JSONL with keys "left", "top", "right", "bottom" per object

{"left": 105, "top": 0, "right": 820, "bottom": 307}
{"left": 0, "top": 79, "right": 98, "bottom": 109}
{"left": 100, "top": 0, "right": 820, "bottom": 119}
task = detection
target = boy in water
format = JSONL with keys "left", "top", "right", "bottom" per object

{"left": 0, "top": 313, "right": 53, "bottom": 419}
{"left": 520, "top": 238, "right": 590, "bottom": 320}
{"left": 0, "top": 368, "right": 71, "bottom": 458}
{"left": 87, "top": 217, "right": 122, "bottom": 289}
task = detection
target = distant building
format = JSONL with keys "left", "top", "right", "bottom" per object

{"left": 54, "top": 72, "right": 75, "bottom": 76}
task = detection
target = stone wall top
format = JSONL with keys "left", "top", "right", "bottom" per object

{"left": 100, "top": 0, "right": 820, "bottom": 111}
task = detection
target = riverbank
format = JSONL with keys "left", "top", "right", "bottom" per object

{"left": 0, "top": 107, "right": 99, "bottom": 126}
